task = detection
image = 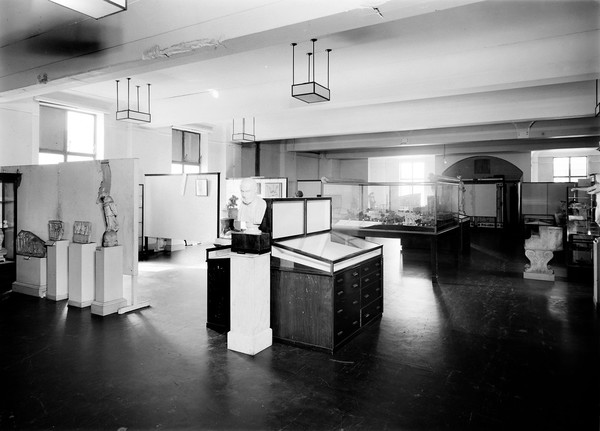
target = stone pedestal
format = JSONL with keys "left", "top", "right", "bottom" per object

{"left": 12, "top": 255, "right": 47, "bottom": 297}
{"left": 227, "top": 253, "right": 272, "bottom": 356}
{"left": 47, "top": 240, "right": 69, "bottom": 301}
{"left": 68, "top": 242, "right": 96, "bottom": 308}
{"left": 92, "top": 246, "right": 126, "bottom": 316}
{"left": 523, "top": 226, "right": 563, "bottom": 281}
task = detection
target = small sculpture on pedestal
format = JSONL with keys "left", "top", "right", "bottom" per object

{"left": 237, "top": 178, "right": 266, "bottom": 234}
{"left": 48, "top": 220, "right": 65, "bottom": 242}
{"left": 73, "top": 221, "right": 92, "bottom": 244}
{"left": 16, "top": 230, "right": 47, "bottom": 258}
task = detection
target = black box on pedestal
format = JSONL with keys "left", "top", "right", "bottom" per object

{"left": 231, "top": 232, "right": 271, "bottom": 254}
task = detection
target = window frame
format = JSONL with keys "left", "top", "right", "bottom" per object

{"left": 553, "top": 156, "right": 587, "bottom": 183}
{"left": 39, "top": 102, "right": 100, "bottom": 164}
{"left": 171, "top": 128, "right": 202, "bottom": 174}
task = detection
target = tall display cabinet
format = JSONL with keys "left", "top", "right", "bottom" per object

{"left": 0, "top": 173, "right": 20, "bottom": 286}
{"left": 566, "top": 184, "right": 598, "bottom": 278}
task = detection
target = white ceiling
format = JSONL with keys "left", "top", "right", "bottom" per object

{"left": 1, "top": 0, "right": 599, "bottom": 154}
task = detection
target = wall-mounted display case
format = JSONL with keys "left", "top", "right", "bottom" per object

{"left": 321, "top": 176, "right": 461, "bottom": 235}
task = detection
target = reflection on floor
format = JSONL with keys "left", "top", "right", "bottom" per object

{"left": 0, "top": 229, "right": 598, "bottom": 430}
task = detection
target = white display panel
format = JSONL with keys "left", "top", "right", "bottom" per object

{"left": 272, "top": 201, "right": 304, "bottom": 239}
{"left": 145, "top": 173, "right": 219, "bottom": 243}
{"left": 306, "top": 199, "right": 331, "bottom": 233}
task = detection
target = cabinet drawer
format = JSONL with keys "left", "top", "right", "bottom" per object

{"left": 361, "top": 296, "right": 383, "bottom": 326}
{"left": 360, "top": 269, "right": 382, "bottom": 287}
{"left": 334, "top": 314, "right": 360, "bottom": 345}
{"left": 334, "top": 266, "right": 361, "bottom": 287}
{"left": 334, "top": 282, "right": 361, "bottom": 306}
{"left": 361, "top": 282, "right": 382, "bottom": 305}
{"left": 361, "top": 258, "right": 382, "bottom": 277}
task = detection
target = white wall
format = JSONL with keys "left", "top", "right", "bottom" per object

{"left": 0, "top": 101, "right": 37, "bottom": 165}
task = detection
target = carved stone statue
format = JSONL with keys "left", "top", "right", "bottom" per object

{"left": 73, "top": 221, "right": 92, "bottom": 244}
{"left": 48, "top": 220, "right": 65, "bottom": 242}
{"left": 237, "top": 177, "right": 267, "bottom": 234}
{"left": 16, "top": 230, "right": 47, "bottom": 258}
{"left": 97, "top": 161, "right": 119, "bottom": 247}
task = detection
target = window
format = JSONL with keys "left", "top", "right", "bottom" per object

{"left": 172, "top": 129, "right": 201, "bottom": 174}
{"left": 398, "top": 161, "right": 427, "bottom": 207}
{"left": 39, "top": 104, "right": 101, "bottom": 164}
{"left": 553, "top": 156, "right": 587, "bottom": 183}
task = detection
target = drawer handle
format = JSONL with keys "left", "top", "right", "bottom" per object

{"left": 376, "top": 306, "right": 381, "bottom": 310}
{"left": 364, "top": 294, "right": 370, "bottom": 299}
{"left": 364, "top": 313, "right": 371, "bottom": 318}
{"left": 352, "top": 300, "right": 359, "bottom": 305}
{"left": 336, "top": 278, "right": 343, "bottom": 283}
{"left": 337, "top": 330, "right": 344, "bottom": 336}
{"left": 337, "top": 309, "right": 343, "bottom": 314}
{"left": 352, "top": 271, "right": 359, "bottom": 277}
{"left": 364, "top": 266, "right": 370, "bottom": 272}
{"left": 352, "top": 283, "right": 359, "bottom": 289}
{"left": 352, "top": 320, "right": 359, "bottom": 326}
{"left": 364, "top": 277, "right": 370, "bottom": 283}
{"left": 375, "top": 287, "right": 381, "bottom": 293}
{"left": 337, "top": 290, "right": 344, "bottom": 296}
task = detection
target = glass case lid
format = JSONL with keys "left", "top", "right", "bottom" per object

{"left": 273, "top": 231, "right": 380, "bottom": 262}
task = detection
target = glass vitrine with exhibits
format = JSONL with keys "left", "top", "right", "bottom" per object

{"left": 321, "top": 176, "right": 462, "bottom": 234}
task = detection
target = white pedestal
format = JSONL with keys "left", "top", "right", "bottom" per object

{"left": 91, "top": 246, "right": 127, "bottom": 316}
{"left": 227, "top": 253, "right": 272, "bottom": 356}
{"left": 68, "top": 242, "right": 96, "bottom": 308}
{"left": 12, "top": 255, "right": 47, "bottom": 298}
{"left": 47, "top": 240, "right": 69, "bottom": 301}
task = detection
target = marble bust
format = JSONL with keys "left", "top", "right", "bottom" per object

{"left": 237, "top": 178, "right": 266, "bottom": 234}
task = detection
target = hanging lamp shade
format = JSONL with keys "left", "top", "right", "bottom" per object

{"left": 291, "top": 39, "right": 332, "bottom": 103}
{"left": 232, "top": 118, "right": 256, "bottom": 142}
{"left": 48, "top": 0, "right": 127, "bottom": 19}
{"left": 116, "top": 78, "right": 151, "bottom": 123}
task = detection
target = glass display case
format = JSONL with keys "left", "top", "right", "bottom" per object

{"left": 321, "top": 176, "right": 462, "bottom": 235}
{"left": 271, "top": 231, "right": 383, "bottom": 353}
{"left": 566, "top": 183, "right": 599, "bottom": 279}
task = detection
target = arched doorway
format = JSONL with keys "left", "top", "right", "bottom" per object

{"left": 443, "top": 156, "right": 523, "bottom": 232}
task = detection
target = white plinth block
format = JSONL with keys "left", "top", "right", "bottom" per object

{"left": 92, "top": 246, "right": 126, "bottom": 316}
{"left": 68, "top": 242, "right": 97, "bottom": 308}
{"left": 47, "top": 240, "right": 69, "bottom": 301}
{"left": 12, "top": 255, "right": 47, "bottom": 298}
{"left": 227, "top": 253, "right": 272, "bottom": 356}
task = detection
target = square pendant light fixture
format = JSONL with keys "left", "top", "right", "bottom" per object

{"left": 49, "top": 0, "right": 127, "bottom": 19}
{"left": 232, "top": 118, "right": 256, "bottom": 142}
{"left": 116, "top": 78, "right": 151, "bottom": 123}
{"left": 291, "top": 39, "right": 332, "bottom": 103}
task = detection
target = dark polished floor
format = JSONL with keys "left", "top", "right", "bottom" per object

{"left": 1, "top": 229, "right": 598, "bottom": 430}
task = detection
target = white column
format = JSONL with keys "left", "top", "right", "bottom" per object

{"left": 92, "top": 245, "right": 127, "bottom": 316}
{"left": 227, "top": 253, "right": 272, "bottom": 356}
{"left": 12, "top": 255, "right": 47, "bottom": 298}
{"left": 68, "top": 242, "right": 96, "bottom": 308}
{"left": 46, "top": 240, "right": 69, "bottom": 301}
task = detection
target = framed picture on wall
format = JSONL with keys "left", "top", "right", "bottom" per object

{"left": 195, "top": 179, "right": 208, "bottom": 196}
{"left": 264, "top": 182, "right": 282, "bottom": 198}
